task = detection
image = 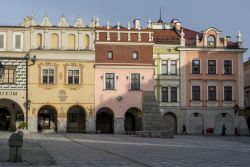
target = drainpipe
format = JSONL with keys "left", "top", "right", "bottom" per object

{"left": 24, "top": 54, "right": 29, "bottom": 129}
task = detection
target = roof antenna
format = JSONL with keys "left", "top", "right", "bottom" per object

{"left": 158, "top": 6, "right": 163, "bottom": 23}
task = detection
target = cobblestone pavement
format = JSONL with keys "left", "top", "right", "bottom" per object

{"left": 1, "top": 131, "right": 250, "bottom": 167}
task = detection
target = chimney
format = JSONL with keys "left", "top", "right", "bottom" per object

{"left": 226, "top": 36, "right": 231, "bottom": 42}
{"left": 133, "top": 19, "right": 141, "bottom": 30}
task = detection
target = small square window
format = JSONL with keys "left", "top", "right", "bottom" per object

{"left": 132, "top": 52, "right": 138, "bottom": 60}
{"left": 107, "top": 51, "right": 113, "bottom": 59}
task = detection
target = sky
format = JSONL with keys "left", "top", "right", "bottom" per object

{"left": 0, "top": 0, "right": 249, "bottom": 61}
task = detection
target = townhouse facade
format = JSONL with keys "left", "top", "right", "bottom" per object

{"left": 0, "top": 25, "right": 29, "bottom": 131}
{"left": 179, "top": 27, "right": 248, "bottom": 135}
{"left": 0, "top": 15, "right": 248, "bottom": 135}
{"left": 95, "top": 20, "right": 154, "bottom": 133}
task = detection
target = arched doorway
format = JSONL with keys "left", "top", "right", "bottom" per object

{"left": 188, "top": 113, "right": 204, "bottom": 135}
{"left": 162, "top": 113, "right": 177, "bottom": 133}
{"left": 124, "top": 107, "right": 142, "bottom": 132}
{"left": 0, "top": 99, "right": 24, "bottom": 131}
{"left": 0, "top": 108, "right": 10, "bottom": 130}
{"left": 96, "top": 107, "right": 114, "bottom": 134}
{"left": 215, "top": 113, "right": 234, "bottom": 135}
{"left": 67, "top": 105, "right": 86, "bottom": 133}
{"left": 38, "top": 106, "right": 57, "bottom": 132}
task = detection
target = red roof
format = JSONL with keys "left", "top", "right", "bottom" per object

{"left": 153, "top": 29, "right": 180, "bottom": 44}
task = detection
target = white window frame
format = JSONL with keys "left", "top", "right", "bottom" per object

{"left": 190, "top": 80, "right": 202, "bottom": 101}
{"left": 67, "top": 67, "right": 80, "bottom": 84}
{"left": 41, "top": 66, "right": 55, "bottom": 84}
{"left": 207, "top": 59, "right": 217, "bottom": 74}
{"left": 223, "top": 59, "right": 233, "bottom": 75}
{"left": 0, "top": 32, "right": 7, "bottom": 51}
{"left": 104, "top": 72, "right": 116, "bottom": 90}
{"left": 207, "top": 85, "right": 218, "bottom": 101}
{"left": 13, "top": 32, "right": 24, "bottom": 51}
{"left": 191, "top": 59, "right": 201, "bottom": 74}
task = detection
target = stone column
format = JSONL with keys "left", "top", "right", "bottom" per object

{"left": 28, "top": 117, "right": 37, "bottom": 132}
{"left": 57, "top": 118, "right": 66, "bottom": 133}
{"left": 86, "top": 118, "right": 96, "bottom": 131}
{"left": 114, "top": 118, "right": 124, "bottom": 134}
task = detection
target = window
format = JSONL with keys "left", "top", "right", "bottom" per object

{"left": 208, "top": 86, "right": 216, "bottom": 101}
{"left": 68, "top": 69, "right": 80, "bottom": 84}
{"left": 0, "top": 67, "right": 15, "bottom": 84}
{"left": 0, "top": 33, "right": 6, "bottom": 50}
{"left": 170, "top": 60, "right": 177, "bottom": 75}
{"left": 208, "top": 35, "right": 216, "bottom": 47}
{"left": 171, "top": 87, "right": 177, "bottom": 102}
{"left": 131, "top": 73, "right": 140, "bottom": 90}
{"left": 192, "top": 86, "right": 201, "bottom": 101}
{"left": 161, "top": 60, "right": 168, "bottom": 75}
{"left": 69, "top": 113, "right": 77, "bottom": 123}
{"left": 208, "top": 60, "right": 216, "bottom": 74}
{"left": 105, "top": 73, "right": 115, "bottom": 90}
{"left": 107, "top": 51, "right": 113, "bottom": 59}
{"left": 224, "top": 60, "right": 232, "bottom": 74}
{"left": 161, "top": 87, "right": 168, "bottom": 102}
{"left": 132, "top": 52, "right": 138, "bottom": 60}
{"left": 224, "top": 86, "right": 232, "bottom": 101}
{"left": 192, "top": 60, "right": 200, "bottom": 74}
{"left": 42, "top": 68, "right": 54, "bottom": 84}
{"left": 14, "top": 34, "right": 22, "bottom": 50}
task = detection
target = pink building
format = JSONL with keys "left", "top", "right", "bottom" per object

{"left": 94, "top": 20, "right": 154, "bottom": 133}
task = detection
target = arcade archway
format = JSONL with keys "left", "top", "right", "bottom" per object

{"left": 67, "top": 105, "right": 86, "bottom": 133}
{"left": 124, "top": 107, "right": 142, "bottom": 132}
{"left": 0, "top": 99, "right": 24, "bottom": 131}
{"left": 96, "top": 107, "right": 114, "bottom": 134}
{"left": 38, "top": 105, "right": 57, "bottom": 132}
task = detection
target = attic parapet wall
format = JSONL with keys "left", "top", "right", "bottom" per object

{"left": 95, "top": 29, "right": 153, "bottom": 43}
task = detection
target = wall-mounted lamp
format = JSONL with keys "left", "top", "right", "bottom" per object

{"left": 126, "top": 76, "right": 129, "bottom": 80}
{"left": 27, "top": 100, "right": 31, "bottom": 110}
{"left": 116, "top": 76, "right": 119, "bottom": 80}
{"left": 100, "top": 75, "right": 103, "bottom": 80}
{"left": 25, "top": 54, "right": 37, "bottom": 65}
{"left": 142, "top": 76, "right": 144, "bottom": 80}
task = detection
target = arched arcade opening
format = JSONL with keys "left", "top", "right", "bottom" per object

{"left": 38, "top": 105, "right": 57, "bottom": 132}
{"left": 67, "top": 105, "right": 86, "bottom": 133}
{"left": 96, "top": 107, "right": 114, "bottom": 134}
{"left": 0, "top": 99, "right": 24, "bottom": 131}
{"left": 124, "top": 107, "right": 142, "bottom": 132}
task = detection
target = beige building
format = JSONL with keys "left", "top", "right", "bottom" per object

{"left": 26, "top": 15, "right": 96, "bottom": 132}
{"left": 0, "top": 15, "right": 97, "bottom": 132}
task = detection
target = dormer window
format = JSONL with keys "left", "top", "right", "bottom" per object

{"left": 207, "top": 35, "right": 216, "bottom": 47}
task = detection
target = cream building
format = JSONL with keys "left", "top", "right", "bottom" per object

{"left": 26, "top": 15, "right": 96, "bottom": 132}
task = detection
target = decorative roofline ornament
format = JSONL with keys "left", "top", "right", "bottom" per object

{"left": 40, "top": 14, "right": 52, "bottom": 26}
{"left": 128, "top": 22, "right": 131, "bottom": 30}
{"left": 58, "top": 15, "right": 69, "bottom": 27}
{"left": 74, "top": 16, "right": 85, "bottom": 27}
{"left": 107, "top": 21, "right": 110, "bottom": 29}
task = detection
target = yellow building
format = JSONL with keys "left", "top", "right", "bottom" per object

{"left": 24, "top": 15, "right": 96, "bottom": 132}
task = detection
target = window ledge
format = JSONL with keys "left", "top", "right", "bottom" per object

{"left": 128, "top": 89, "right": 142, "bottom": 92}
{"left": 103, "top": 89, "right": 117, "bottom": 91}
{"left": 64, "top": 84, "right": 82, "bottom": 90}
